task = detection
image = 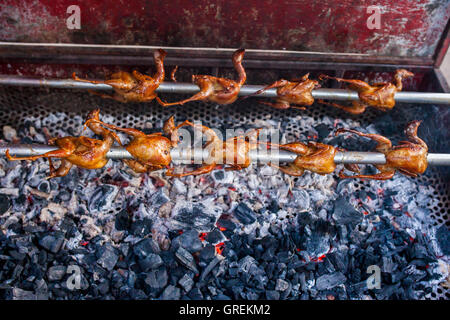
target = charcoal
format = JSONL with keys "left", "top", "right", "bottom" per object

{"left": 200, "top": 256, "right": 224, "bottom": 281}
{"left": 0, "top": 194, "right": 11, "bottom": 214}
{"left": 88, "top": 185, "right": 118, "bottom": 213}
{"left": 205, "top": 229, "right": 226, "bottom": 245}
{"left": 233, "top": 203, "right": 256, "bottom": 225}
{"left": 9, "top": 250, "right": 26, "bottom": 261}
{"left": 139, "top": 253, "right": 163, "bottom": 271}
{"left": 97, "top": 279, "right": 110, "bottom": 295}
{"left": 199, "top": 244, "right": 216, "bottom": 262}
{"left": 178, "top": 274, "right": 194, "bottom": 292}
{"left": 96, "top": 244, "right": 119, "bottom": 271}
{"left": 11, "top": 288, "right": 38, "bottom": 300}
{"left": 285, "top": 190, "right": 310, "bottom": 211}
{"left": 171, "top": 200, "right": 222, "bottom": 232}
{"left": 47, "top": 265, "right": 67, "bottom": 281}
{"left": 171, "top": 229, "right": 203, "bottom": 253}
{"left": 332, "top": 196, "right": 363, "bottom": 225}
{"left": 275, "top": 279, "right": 290, "bottom": 291}
{"left": 130, "top": 218, "right": 153, "bottom": 237}
{"left": 315, "top": 272, "right": 347, "bottom": 291}
{"left": 188, "top": 287, "right": 204, "bottom": 300}
{"left": 115, "top": 210, "right": 131, "bottom": 231}
{"left": 38, "top": 233, "right": 64, "bottom": 253}
{"left": 435, "top": 225, "right": 450, "bottom": 255}
{"left": 145, "top": 267, "right": 168, "bottom": 289}
{"left": 175, "top": 247, "right": 199, "bottom": 273}
{"left": 265, "top": 290, "right": 280, "bottom": 300}
{"left": 213, "top": 169, "right": 225, "bottom": 182}
{"left": 150, "top": 188, "right": 169, "bottom": 209}
{"left": 160, "top": 285, "right": 181, "bottom": 300}
{"left": 133, "top": 238, "right": 159, "bottom": 259}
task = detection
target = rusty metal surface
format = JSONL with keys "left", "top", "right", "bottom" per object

{"left": 0, "top": 0, "right": 449, "bottom": 58}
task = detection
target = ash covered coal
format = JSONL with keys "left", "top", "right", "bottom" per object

{"left": 0, "top": 111, "right": 448, "bottom": 300}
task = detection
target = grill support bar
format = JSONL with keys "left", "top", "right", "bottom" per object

{"left": 1, "top": 144, "right": 449, "bottom": 166}
{"left": 0, "top": 76, "right": 449, "bottom": 104}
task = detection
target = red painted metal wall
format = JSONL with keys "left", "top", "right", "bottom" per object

{"left": 1, "top": 0, "right": 449, "bottom": 57}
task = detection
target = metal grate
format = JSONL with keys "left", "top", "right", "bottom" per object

{"left": 0, "top": 86, "right": 448, "bottom": 299}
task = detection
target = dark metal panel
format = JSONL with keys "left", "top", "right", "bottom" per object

{"left": 0, "top": 0, "right": 448, "bottom": 58}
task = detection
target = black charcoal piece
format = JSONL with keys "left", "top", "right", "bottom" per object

{"left": 315, "top": 272, "right": 347, "bottom": 290}
{"left": 233, "top": 203, "right": 256, "bottom": 225}
{"left": 436, "top": 225, "right": 450, "bottom": 255}
{"left": 199, "top": 244, "right": 216, "bottom": 262}
{"left": 130, "top": 218, "right": 153, "bottom": 237}
{"left": 266, "top": 290, "right": 280, "bottom": 300}
{"left": 139, "top": 253, "right": 163, "bottom": 271}
{"left": 38, "top": 233, "right": 64, "bottom": 254}
{"left": 160, "top": 285, "right": 181, "bottom": 300}
{"left": 145, "top": 267, "right": 168, "bottom": 289}
{"left": 205, "top": 229, "right": 226, "bottom": 245}
{"left": 47, "top": 265, "right": 67, "bottom": 281}
{"left": 115, "top": 210, "right": 131, "bottom": 231}
{"left": 178, "top": 274, "right": 194, "bottom": 292}
{"left": 133, "top": 238, "right": 159, "bottom": 259}
{"left": 175, "top": 247, "right": 198, "bottom": 273}
{"left": 96, "top": 244, "right": 119, "bottom": 271}
{"left": 88, "top": 185, "right": 118, "bottom": 213}
{"left": 171, "top": 201, "right": 222, "bottom": 232}
{"left": 332, "top": 197, "right": 363, "bottom": 225}
{"left": 275, "top": 279, "right": 290, "bottom": 291}
{"left": 171, "top": 229, "right": 203, "bottom": 253}
{"left": 0, "top": 194, "right": 11, "bottom": 214}
{"left": 150, "top": 188, "right": 169, "bottom": 208}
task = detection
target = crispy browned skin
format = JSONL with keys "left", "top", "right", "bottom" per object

{"left": 269, "top": 142, "right": 359, "bottom": 176}
{"left": 336, "top": 120, "right": 428, "bottom": 180}
{"left": 72, "top": 49, "right": 167, "bottom": 103}
{"left": 156, "top": 49, "right": 246, "bottom": 106}
{"left": 243, "top": 73, "right": 320, "bottom": 110}
{"left": 85, "top": 116, "right": 189, "bottom": 173}
{"left": 166, "top": 121, "right": 261, "bottom": 177}
{"left": 317, "top": 69, "right": 414, "bottom": 114}
{"left": 5, "top": 109, "right": 121, "bottom": 178}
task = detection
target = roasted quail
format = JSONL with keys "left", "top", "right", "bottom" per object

{"left": 157, "top": 49, "right": 246, "bottom": 106}
{"left": 72, "top": 49, "right": 167, "bottom": 103}
{"left": 336, "top": 120, "right": 428, "bottom": 180}
{"left": 6, "top": 109, "right": 121, "bottom": 178}
{"left": 243, "top": 73, "right": 320, "bottom": 110}
{"left": 318, "top": 69, "right": 414, "bottom": 114}
{"left": 166, "top": 121, "right": 261, "bottom": 177}
{"left": 84, "top": 116, "right": 189, "bottom": 173}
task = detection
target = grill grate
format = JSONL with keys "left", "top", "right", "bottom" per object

{"left": 0, "top": 86, "right": 448, "bottom": 300}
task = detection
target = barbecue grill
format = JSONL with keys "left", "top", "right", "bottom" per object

{"left": 0, "top": 0, "right": 448, "bottom": 301}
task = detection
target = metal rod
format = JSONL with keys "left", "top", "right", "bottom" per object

{"left": 0, "top": 75, "right": 449, "bottom": 104}
{"left": 1, "top": 144, "right": 449, "bottom": 166}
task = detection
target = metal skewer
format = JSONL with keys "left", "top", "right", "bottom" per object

{"left": 1, "top": 144, "right": 449, "bottom": 166}
{"left": 0, "top": 75, "right": 449, "bottom": 104}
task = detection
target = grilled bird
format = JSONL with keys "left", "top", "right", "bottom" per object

{"left": 336, "top": 120, "right": 428, "bottom": 180}
{"left": 317, "top": 69, "right": 414, "bottom": 114}
{"left": 269, "top": 142, "right": 359, "bottom": 176}
{"left": 166, "top": 121, "right": 261, "bottom": 177}
{"left": 84, "top": 116, "right": 189, "bottom": 173}
{"left": 157, "top": 49, "right": 246, "bottom": 106}
{"left": 243, "top": 73, "right": 320, "bottom": 110}
{"left": 72, "top": 49, "right": 167, "bottom": 103}
{"left": 6, "top": 109, "right": 121, "bottom": 178}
